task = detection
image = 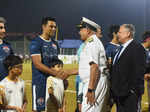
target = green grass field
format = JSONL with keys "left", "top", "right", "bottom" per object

{"left": 21, "top": 62, "right": 150, "bottom": 112}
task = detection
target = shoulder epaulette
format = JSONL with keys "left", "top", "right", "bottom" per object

{"left": 87, "top": 37, "right": 93, "bottom": 43}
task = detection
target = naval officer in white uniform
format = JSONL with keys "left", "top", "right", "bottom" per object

{"left": 76, "top": 17, "right": 109, "bottom": 112}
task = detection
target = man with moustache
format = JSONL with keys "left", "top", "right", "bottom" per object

{"left": 76, "top": 17, "right": 109, "bottom": 112}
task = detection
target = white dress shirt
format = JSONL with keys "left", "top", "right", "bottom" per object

{"left": 113, "top": 39, "right": 133, "bottom": 64}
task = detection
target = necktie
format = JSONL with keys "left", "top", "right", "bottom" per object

{"left": 114, "top": 45, "right": 123, "bottom": 64}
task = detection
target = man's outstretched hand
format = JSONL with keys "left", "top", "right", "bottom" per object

{"left": 55, "top": 69, "right": 78, "bottom": 80}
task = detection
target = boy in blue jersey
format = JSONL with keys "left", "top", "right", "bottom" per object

{"left": 0, "top": 17, "right": 14, "bottom": 81}
{"left": 30, "top": 17, "right": 76, "bottom": 112}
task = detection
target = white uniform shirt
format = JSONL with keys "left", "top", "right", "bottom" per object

{"left": 79, "top": 34, "right": 107, "bottom": 81}
{"left": 0, "top": 77, "right": 25, "bottom": 112}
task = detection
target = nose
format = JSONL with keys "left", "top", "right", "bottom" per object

{"left": 53, "top": 27, "right": 56, "bottom": 30}
{"left": 2, "top": 28, "right": 6, "bottom": 33}
{"left": 52, "top": 26, "right": 56, "bottom": 30}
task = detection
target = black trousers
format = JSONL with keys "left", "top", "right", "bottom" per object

{"left": 113, "top": 91, "right": 141, "bottom": 112}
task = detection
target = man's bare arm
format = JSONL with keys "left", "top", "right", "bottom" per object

{"left": 88, "top": 64, "right": 100, "bottom": 89}
{"left": 31, "top": 55, "right": 60, "bottom": 77}
{"left": 64, "top": 68, "right": 78, "bottom": 76}
{"left": 31, "top": 55, "right": 77, "bottom": 79}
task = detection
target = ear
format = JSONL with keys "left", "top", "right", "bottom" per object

{"left": 113, "top": 32, "right": 116, "bottom": 36}
{"left": 127, "top": 32, "right": 131, "bottom": 37}
{"left": 87, "top": 28, "right": 92, "bottom": 34}
{"left": 42, "top": 24, "right": 46, "bottom": 30}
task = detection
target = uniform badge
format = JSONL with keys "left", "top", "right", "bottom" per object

{"left": 3, "top": 46, "right": 10, "bottom": 53}
{"left": 37, "top": 97, "right": 44, "bottom": 106}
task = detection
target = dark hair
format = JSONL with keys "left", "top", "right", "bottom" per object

{"left": 3, "top": 55, "right": 23, "bottom": 70}
{"left": 41, "top": 17, "right": 56, "bottom": 25}
{"left": 108, "top": 24, "right": 120, "bottom": 40}
{"left": 49, "top": 58, "right": 63, "bottom": 68}
{"left": 142, "top": 30, "right": 150, "bottom": 42}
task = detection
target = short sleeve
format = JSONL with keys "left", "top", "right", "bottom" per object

{"left": 105, "top": 46, "right": 112, "bottom": 59}
{"left": 29, "top": 39, "right": 41, "bottom": 56}
{"left": 88, "top": 42, "right": 100, "bottom": 65}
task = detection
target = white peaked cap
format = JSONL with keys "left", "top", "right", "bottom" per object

{"left": 82, "top": 17, "right": 101, "bottom": 29}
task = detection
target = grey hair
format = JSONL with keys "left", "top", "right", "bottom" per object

{"left": 0, "top": 17, "right": 6, "bottom": 24}
{"left": 122, "top": 24, "right": 135, "bottom": 37}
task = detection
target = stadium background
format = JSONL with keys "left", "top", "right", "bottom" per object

{"left": 0, "top": 0, "right": 150, "bottom": 111}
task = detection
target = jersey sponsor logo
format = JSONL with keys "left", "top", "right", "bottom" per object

{"left": 37, "top": 97, "right": 44, "bottom": 106}
{"left": 52, "top": 44, "right": 57, "bottom": 49}
{"left": 2, "top": 46, "right": 10, "bottom": 53}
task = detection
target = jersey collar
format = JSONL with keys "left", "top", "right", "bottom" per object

{"left": 39, "top": 36, "right": 51, "bottom": 42}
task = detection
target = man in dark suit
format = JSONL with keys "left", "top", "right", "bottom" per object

{"left": 110, "top": 24, "right": 146, "bottom": 112}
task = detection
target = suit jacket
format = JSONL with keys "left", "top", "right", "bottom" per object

{"left": 110, "top": 40, "right": 146, "bottom": 97}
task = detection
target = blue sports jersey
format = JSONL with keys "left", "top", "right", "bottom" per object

{"left": 0, "top": 41, "right": 13, "bottom": 81}
{"left": 30, "top": 36, "right": 59, "bottom": 111}
{"left": 105, "top": 42, "right": 119, "bottom": 60}
{"left": 30, "top": 36, "right": 59, "bottom": 85}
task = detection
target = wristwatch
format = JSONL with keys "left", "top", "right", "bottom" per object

{"left": 88, "top": 88, "right": 95, "bottom": 92}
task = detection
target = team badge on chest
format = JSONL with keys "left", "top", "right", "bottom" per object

{"left": 52, "top": 44, "right": 57, "bottom": 49}
{"left": 3, "top": 46, "right": 10, "bottom": 53}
